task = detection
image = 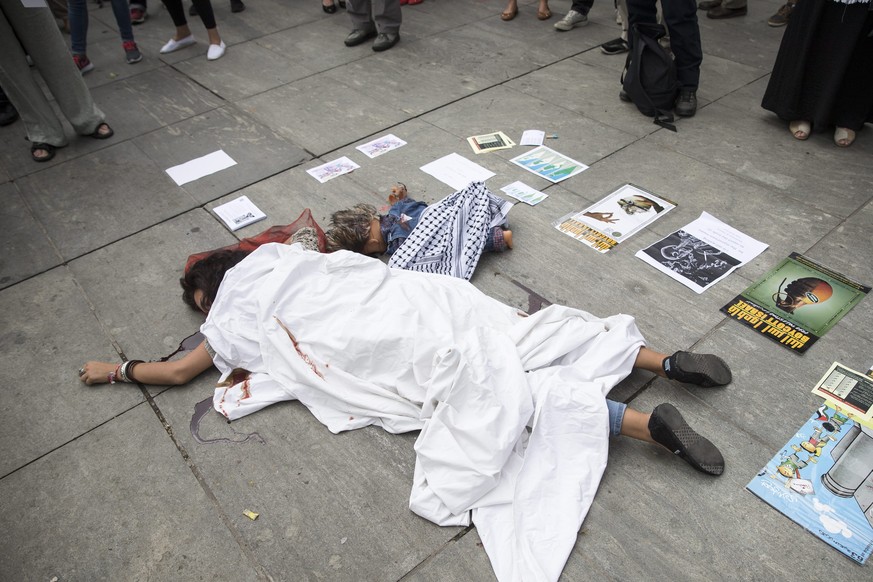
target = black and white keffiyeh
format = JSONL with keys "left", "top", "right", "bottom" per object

{"left": 387, "top": 181, "right": 512, "bottom": 280}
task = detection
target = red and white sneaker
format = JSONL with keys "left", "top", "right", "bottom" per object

{"left": 72, "top": 54, "right": 94, "bottom": 75}
{"left": 123, "top": 41, "right": 143, "bottom": 64}
{"left": 130, "top": 7, "right": 147, "bottom": 24}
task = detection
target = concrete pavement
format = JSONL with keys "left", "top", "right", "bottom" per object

{"left": 1, "top": 0, "right": 872, "bottom": 580}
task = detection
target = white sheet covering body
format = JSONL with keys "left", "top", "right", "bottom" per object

{"left": 201, "top": 243, "right": 646, "bottom": 581}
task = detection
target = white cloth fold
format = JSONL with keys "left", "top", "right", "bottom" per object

{"left": 201, "top": 243, "right": 645, "bottom": 581}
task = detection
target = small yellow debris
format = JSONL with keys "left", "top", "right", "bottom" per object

{"left": 244, "top": 510, "right": 259, "bottom": 521}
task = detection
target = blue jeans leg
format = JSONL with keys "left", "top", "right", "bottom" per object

{"left": 68, "top": 0, "right": 88, "bottom": 55}
{"left": 110, "top": 0, "right": 135, "bottom": 42}
{"left": 606, "top": 399, "right": 627, "bottom": 438}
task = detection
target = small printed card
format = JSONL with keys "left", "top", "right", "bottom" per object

{"left": 213, "top": 195, "right": 266, "bottom": 232}
{"left": 500, "top": 181, "right": 548, "bottom": 206}
{"left": 520, "top": 130, "right": 545, "bottom": 146}
{"left": 355, "top": 134, "right": 407, "bottom": 159}
{"left": 466, "top": 131, "right": 516, "bottom": 154}
{"left": 510, "top": 145, "right": 588, "bottom": 183}
{"left": 306, "top": 156, "right": 360, "bottom": 183}
{"left": 165, "top": 150, "right": 237, "bottom": 186}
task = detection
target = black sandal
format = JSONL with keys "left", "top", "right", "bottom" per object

{"left": 31, "top": 142, "right": 56, "bottom": 163}
{"left": 88, "top": 122, "right": 114, "bottom": 140}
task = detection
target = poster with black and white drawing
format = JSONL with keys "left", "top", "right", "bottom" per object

{"left": 635, "top": 212, "right": 768, "bottom": 294}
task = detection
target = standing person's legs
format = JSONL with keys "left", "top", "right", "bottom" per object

{"left": 344, "top": 0, "right": 378, "bottom": 46}
{"left": 832, "top": 14, "right": 873, "bottom": 141}
{"left": 346, "top": 0, "right": 375, "bottom": 31}
{"left": 554, "top": 0, "right": 593, "bottom": 30}
{"left": 658, "top": 0, "right": 701, "bottom": 90}
{"left": 109, "top": 0, "right": 135, "bottom": 43}
{"left": 0, "top": 7, "right": 67, "bottom": 148}
{"left": 0, "top": 2, "right": 104, "bottom": 142}
{"left": 67, "top": 0, "right": 88, "bottom": 55}
{"left": 372, "top": 0, "right": 400, "bottom": 33}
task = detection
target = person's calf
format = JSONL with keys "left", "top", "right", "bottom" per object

{"left": 649, "top": 403, "right": 724, "bottom": 476}
{"left": 663, "top": 351, "right": 731, "bottom": 387}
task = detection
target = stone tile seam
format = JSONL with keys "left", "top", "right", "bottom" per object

{"left": 139, "top": 387, "right": 274, "bottom": 581}
{"left": 0, "top": 400, "right": 145, "bottom": 481}
{"left": 396, "top": 523, "right": 476, "bottom": 581}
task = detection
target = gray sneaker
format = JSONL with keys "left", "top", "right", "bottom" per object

{"left": 554, "top": 9, "right": 588, "bottom": 31}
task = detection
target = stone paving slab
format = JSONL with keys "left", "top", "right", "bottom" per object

{"left": 2, "top": 1, "right": 872, "bottom": 579}
{"left": 0, "top": 403, "right": 261, "bottom": 582}
{"left": 154, "top": 384, "right": 462, "bottom": 581}
{"left": 68, "top": 211, "right": 235, "bottom": 361}
{"left": 0, "top": 267, "right": 144, "bottom": 476}
{"left": 133, "top": 104, "right": 309, "bottom": 204}
{"left": 571, "top": 380, "right": 856, "bottom": 581}
{"left": 16, "top": 141, "right": 199, "bottom": 260}
{"left": 0, "top": 181, "right": 62, "bottom": 289}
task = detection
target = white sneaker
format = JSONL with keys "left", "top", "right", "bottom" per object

{"left": 554, "top": 9, "right": 588, "bottom": 31}
{"left": 160, "top": 34, "right": 196, "bottom": 54}
{"left": 207, "top": 41, "right": 226, "bottom": 61}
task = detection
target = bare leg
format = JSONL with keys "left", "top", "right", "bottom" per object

{"left": 173, "top": 24, "right": 192, "bottom": 41}
{"left": 621, "top": 404, "right": 724, "bottom": 475}
{"left": 206, "top": 27, "right": 221, "bottom": 45}
{"left": 634, "top": 346, "right": 668, "bottom": 377}
{"left": 619, "top": 408, "right": 655, "bottom": 443}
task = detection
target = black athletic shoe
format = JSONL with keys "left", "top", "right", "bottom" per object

{"left": 649, "top": 403, "right": 725, "bottom": 476}
{"left": 664, "top": 351, "right": 731, "bottom": 387}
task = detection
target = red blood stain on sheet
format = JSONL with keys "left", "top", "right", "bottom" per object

{"left": 274, "top": 316, "right": 325, "bottom": 380}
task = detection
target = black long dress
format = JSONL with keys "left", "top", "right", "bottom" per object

{"left": 762, "top": 0, "right": 873, "bottom": 132}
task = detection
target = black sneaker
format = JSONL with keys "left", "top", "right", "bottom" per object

{"left": 649, "top": 403, "right": 725, "bottom": 476}
{"left": 230, "top": 0, "right": 245, "bottom": 12}
{"left": 600, "top": 37, "right": 629, "bottom": 55}
{"left": 767, "top": 1, "right": 794, "bottom": 26}
{"left": 674, "top": 88, "right": 697, "bottom": 117}
{"left": 664, "top": 351, "right": 731, "bottom": 387}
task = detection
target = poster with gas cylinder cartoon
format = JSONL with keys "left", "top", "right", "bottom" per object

{"left": 746, "top": 403, "right": 873, "bottom": 564}
{"left": 720, "top": 253, "right": 870, "bottom": 353}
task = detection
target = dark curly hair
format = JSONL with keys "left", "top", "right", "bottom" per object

{"left": 180, "top": 249, "right": 250, "bottom": 312}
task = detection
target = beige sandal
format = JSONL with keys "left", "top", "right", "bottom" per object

{"left": 789, "top": 120, "right": 810, "bottom": 141}
{"left": 834, "top": 127, "right": 855, "bottom": 148}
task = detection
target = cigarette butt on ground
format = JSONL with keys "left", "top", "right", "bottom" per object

{"left": 243, "top": 510, "right": 259, "bottom": 520}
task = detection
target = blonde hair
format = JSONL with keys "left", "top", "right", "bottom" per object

{"left": 325, "top": 203, "right": 379, "bottom": 252}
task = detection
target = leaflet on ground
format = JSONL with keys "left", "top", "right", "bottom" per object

{"left": 635, "top": 212, "right": 768, "bottom": 294}
{"left": 812, "top": 362, "right": 873, "bottom": 429}
{"left": 466, "top": 131, "right": 515, "bottom": 154}
{"left": 747, "top": 392, "right": 873, "bottom": 564}
{"left": 721, "top": 253, "right": 870, "bottom": 354}
{"left": 553, "top": 183, "right": 675, "bottom": 253}
{"left": 510, "top": 145, "right": 588, "bottom": 183}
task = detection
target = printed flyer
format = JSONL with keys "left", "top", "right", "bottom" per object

{"left": 553, "top": 183, "right": 675, "bottom": 253}
{"left": 747, "top": 401, "right": 873, "bottom": 564}
{"left": 636, "top": 212, "right": 768, "bottom": 294}
{"left": 721, "top": 253, "right": 870, "bottom": 353}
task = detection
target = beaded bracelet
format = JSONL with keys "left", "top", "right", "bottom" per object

{"left": 109, "top": 363, "right": 121, "bottom": 384}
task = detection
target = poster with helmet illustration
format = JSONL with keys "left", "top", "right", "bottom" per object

{"left": 721, "top": 253, "right": 870, "bottom": 353}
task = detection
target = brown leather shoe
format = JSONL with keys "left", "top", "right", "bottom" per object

{"left": 697, "top": 0, "right": 720, "bottom": 9}
{"left": 707, "top": 4, "right": 747, "bottom": 18}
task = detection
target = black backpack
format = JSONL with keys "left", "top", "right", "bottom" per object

{"left": 622, "top": 23, "right": 678, "bottom": 131}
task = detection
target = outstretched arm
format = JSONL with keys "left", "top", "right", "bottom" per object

{"left": 79, "top": 341, "right": 214, "bottom": 386}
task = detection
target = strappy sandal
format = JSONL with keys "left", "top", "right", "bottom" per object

{"left": 789, "top": 120, "right": 810, "bottom": 141}
{"left": 31, "top": 142, "right": 56, "bottom": 163}
{"left": 501, "top": 1, "right": 518, "bottom": 20}
{"left": 88, "top": 122, "right": 114, "bottom": 140}
{"left": 834, "top": 127, "right": 856, "bottom": 148}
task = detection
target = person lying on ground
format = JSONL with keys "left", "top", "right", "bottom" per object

{"left": 79, "top": 237, "right": 730, "bottom": 478}
{"left": 78, "top": 241, "right": 730, "bottom": 580}
{"left": 326, "top": 181, "right": 513, "bottom": 280}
